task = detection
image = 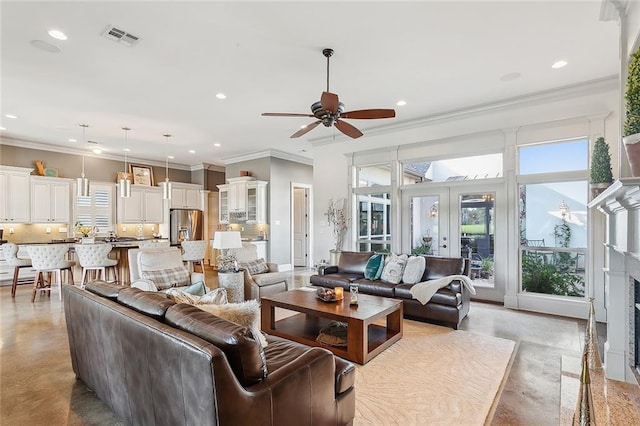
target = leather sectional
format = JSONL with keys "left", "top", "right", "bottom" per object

{"left": 310, "top": 251, "right": 471, "bottom": 329}
{"left": 63, "top": 282, "right": 355, "bottom": 426}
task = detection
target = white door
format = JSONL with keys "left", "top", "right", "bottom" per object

{"left": 401, "top": 187, "right": 451, "bottom": 257}
{"left": 293, "top": 187, "right": 308, "bottom": 266}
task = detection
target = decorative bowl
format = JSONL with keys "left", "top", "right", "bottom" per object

{"left": 316, "top": 288, "right": 342, "bottom": 302}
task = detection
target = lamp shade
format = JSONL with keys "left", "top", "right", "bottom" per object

{"left": 212, "top": 231, "right": 242, "bottom": 250}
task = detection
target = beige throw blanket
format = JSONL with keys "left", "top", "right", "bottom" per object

{"left": 409, "top": 275, "right": 476, "bottom": 305}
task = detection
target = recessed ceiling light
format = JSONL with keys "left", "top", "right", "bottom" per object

{"left": 30, "top": 40, "right": 61, "bottom": 53}
{"left": 396, "top": 100, "right": 407, "bottom": 106}
{"left": 188, "top": 150, "right": 196, "bottom": 154}
{"left": 92, "top": 148, "right": 102, "bottom": 154}
{"left": 48, "top": 29, "right": 67, "bottom": 41}
{"left": 216, "top": 93, "right": 226, "bottom": 99}
{"left": 0, "top": 127, "right": 6, "bottom": 131}
{"left": 123, "top": 148, "right": 131, "bottom": 152}
{"left": 168, "top": 155, "right": 175, "bottom": 159}
{"left": 5, "top": 114, "right": 17, "bottom": 119}
{"left": 500, "top": 72, "right": 521, "bottom": 82}
{"left": 552, "top": 60, "right": 567, "bottom": 69}
{"left": 68, "top": 138, "right": 77, "bottom": 142}
{"left": 213, "top": 143, "right": 221, "bottom": 147}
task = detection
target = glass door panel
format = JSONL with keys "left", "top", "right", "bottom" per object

{"left": 459, "top": 192, "right": 495, "bottom": 287}
{"left": 402, "top": 188, "right": 450, "bottom": 257}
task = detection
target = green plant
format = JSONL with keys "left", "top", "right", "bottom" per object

{"left": 411, "top": 236, "right": 432, "bottom": 255}
{"left": 625, "top": 49, "right": 640, "bottom": 136}
{"left": 590, "top": 137, "right": 613, "bottom": 184}
{"left": 481, "top": 257, "right": 494, "bottom": 273}
{"left": 521, "top": 252, "right": 584, "bottom": 297}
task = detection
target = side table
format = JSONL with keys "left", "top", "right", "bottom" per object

{"left": 218, "top": 270, "right": 245, "bottom": 303}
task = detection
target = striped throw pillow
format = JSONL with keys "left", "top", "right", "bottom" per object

{"left": 141, "top": 266, "right": 190, "bottom": 290}
{"left": 240, "top": 258, "right": 269, "bottom": 275}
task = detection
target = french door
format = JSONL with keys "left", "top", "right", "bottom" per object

{"left": 401, "top": 182, "right": 505, "bottom": 302}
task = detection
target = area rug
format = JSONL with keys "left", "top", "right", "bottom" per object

{"left": 354, "top": 320, "right": 515, "bottom": 425}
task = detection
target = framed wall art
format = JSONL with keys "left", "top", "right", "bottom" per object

{"left": 129, "top": 164, "right": 154, "bottom": 186}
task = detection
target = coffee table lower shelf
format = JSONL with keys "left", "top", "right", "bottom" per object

{"left": 261, "top": 292, "right": 403, "bottom": 365}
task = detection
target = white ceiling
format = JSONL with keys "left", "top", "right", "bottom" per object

{"left": 0, "top": 1, "right": 619, "bottom": 168}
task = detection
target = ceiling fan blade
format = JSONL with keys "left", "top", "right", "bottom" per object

{"left": 335, "top": 120, "right": 363, "bottom": 139}
{"left": 321, "top": 91, "right": 340, "bottom": 113}
{"left": 290, "top": 121, "right": 321, "bottom": 138}
{"left": 341, "top": 109, "right": 396, "bottom": 119}
{"left": 262, "top": 112, "right": 315, "bottom": 117}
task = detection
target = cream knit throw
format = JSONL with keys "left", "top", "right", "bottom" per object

{"left": 409, "top": 275, "right": 476, "bottom": 305}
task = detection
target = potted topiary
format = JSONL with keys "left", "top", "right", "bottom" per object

{"left": 623, "top": 49, "right": 640, "bottom": 177}
{"left": 590, "top": 137, "right": 613, "bottom": 198}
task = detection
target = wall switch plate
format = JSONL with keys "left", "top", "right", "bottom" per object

{"left": 59, "top": 227, "right": 68, "bottom": 233}
{"left": 275, "top": 220, "right": 281, "bottom": 225}
{"left": 9, "top": 228, "right": 14, "bottom": 234}
{"left": 46, "top": 227, "right": 51, "bottom": 234}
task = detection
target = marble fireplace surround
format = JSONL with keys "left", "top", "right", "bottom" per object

{"left": 589, "top": 178, "right": 640, "bottom": 383}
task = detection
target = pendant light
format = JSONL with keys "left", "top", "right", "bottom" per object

{"left": 76, "top": 124, "right": 90, "bottom": 197}
{"left": 119, "top": 127, "right": 132, "bottom": 198}
{"left": 161, "top": 133, "right": 172, "bottom": 200}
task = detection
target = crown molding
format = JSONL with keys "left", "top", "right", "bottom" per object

{"left": 191, "top": 163, "right": 226, "bottom": 172}
{"left": 223, "top": 149, "right": 313, "bottom": 166}
{"left": 310, "top": 75, "right": 619, "bottom": 146}
{"left": 0, "top": 136, "right": 193, "bottom": 171}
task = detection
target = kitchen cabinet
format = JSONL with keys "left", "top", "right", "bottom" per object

{"left": 217, "top": 177, "right": 268, "bottom": 224}
{"left": 170, "top": 183, "right": 202, "bottom": 209}
{"left": 117, "top": 185, "right": 163, "bottom": 223}
{"left": 246, "top": 181, "right": 268, "bottom": 223}
{"left": 30, "top": 176, "right": 72, "bottom": 223}
{"left": 0, "top": 166, "right": 31, "bottom": 223}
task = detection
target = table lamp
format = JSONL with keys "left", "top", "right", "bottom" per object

{"left": 212, "top": 231, "right": 243, "bottom": 272}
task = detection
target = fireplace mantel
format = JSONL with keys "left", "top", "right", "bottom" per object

{"left": 589, "top": 178, "right": 640, "bottom": 383}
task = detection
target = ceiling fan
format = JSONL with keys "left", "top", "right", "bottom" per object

{"left": 262, "top": 48, "right": 396, "bottom": 139}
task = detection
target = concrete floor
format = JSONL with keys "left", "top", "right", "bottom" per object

{"left": 0, "top": 269, "right": 623, "bottom": 425}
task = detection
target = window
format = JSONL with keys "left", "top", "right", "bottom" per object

{"left": 403, "top": 153, "right": 502, "bottom": 184}
{"left": 356, "top": 165, "right": 391, "bottom": 188}
{"left": 74, "top": 182, "right": 115, "bottom": 236}
{"left": 518, "top": 139, "right": 588, "bottom": 297}
{"left": 357, "top": 193, "right": 391, "bottom": 252}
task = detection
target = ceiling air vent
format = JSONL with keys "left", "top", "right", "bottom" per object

{"left": 102, "top": 25, "right": 140, "bottom": 47}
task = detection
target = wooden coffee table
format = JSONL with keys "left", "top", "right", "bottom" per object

{"left": 261, "top": 288, "right": 403, "bottom": 364}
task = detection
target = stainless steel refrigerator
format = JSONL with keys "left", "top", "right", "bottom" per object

{"left": 170, "top": 209, "right": 204, "bottom": 245}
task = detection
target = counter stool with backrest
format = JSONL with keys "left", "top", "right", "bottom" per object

{"left": 181, "top": 240, "right": 207, "bottom": 273}
{"left": 2, "top": 243, "right": 32, "bottom": 297}
{"left": 27, "top": 244, "right": 75, "bottom": 302}
{"left": 74, "top": 243, "right": 119, "bottom": 287}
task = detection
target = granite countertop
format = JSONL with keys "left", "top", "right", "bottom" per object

{"left": 13, "top": 238, "right": 168, "bottom": 247}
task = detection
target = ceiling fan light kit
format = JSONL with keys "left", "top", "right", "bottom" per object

{"left": 262, "top": 48, "right": 395, "bottom": 139}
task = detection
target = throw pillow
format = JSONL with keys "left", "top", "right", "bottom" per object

{"left": 199, "top": 288, "right": 229, "bottom": 305}
{"left": 402, "top": 256, "right": 426, "bottom": 284}
{"left": 240, "top": 258, "right": 269, "bottom": 275}
{"left": 140, "top": 266, "right": 190, "bottom": 290}
{"left": 198, "top": 300, "right": 268, "bottom": 348}
{"left": 380, "top": 253, "right": 408, "bottom": 284}
{"left": 183, "top": 281, "right": 207, "bottom": 296}
{"left": 165, "top": 288, "right": 201, "bottom": 304}
{"left": 364, "top": 254, "right": 385, "bottom": 280}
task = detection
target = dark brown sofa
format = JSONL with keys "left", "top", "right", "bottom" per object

{"left": 63, "top": 282, "right": 355, "bottom": 426}
{"left": 310, "top": 252, "right": 470, "bottom": 329}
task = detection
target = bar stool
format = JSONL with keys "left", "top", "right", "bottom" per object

{"left": 74, "top": 243, "right": 119, "bottom": 287}
{"left": 2, "top": 243, "right": 32, "bottom": 297}
{"left": 181, "top": 240, "right": 207, "bottom": 273}
{"left": 27, "top": 244, "right": 75, "bottom": 302}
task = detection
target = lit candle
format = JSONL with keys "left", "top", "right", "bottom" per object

{"left": 334, "top": 287, "right": 344, "bottom": 300}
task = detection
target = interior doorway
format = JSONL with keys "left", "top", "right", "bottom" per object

{"left": 291, "top": 183, "right": 312, "bottom": 267}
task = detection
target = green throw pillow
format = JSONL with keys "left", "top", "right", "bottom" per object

{"left": 364, "top": 254, "right": 384, "bottom": 280}
{"left": 183, "top": 281, "right": 206, "bottom": 296}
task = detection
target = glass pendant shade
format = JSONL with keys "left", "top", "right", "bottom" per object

{"left": 77, "top": 175, "right": 90, "bottom": 197}
{"left": 120, "top": 126, "right": 131, "bottom": 198}
{"left": 119, "top": 177, "right": 131, "bottom": 198}
{"left": 162, "top": 178, "right": 172, "bottom": 200}
{"left": 77, "top": 124, "right": 90, "bottom": 197}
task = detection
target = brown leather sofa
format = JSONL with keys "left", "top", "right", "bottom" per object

{"left": 63, "top": 282, "right": 355, "bottom": 426}
{"left": 310, "top": 252, "right": 470, "bottom": 329}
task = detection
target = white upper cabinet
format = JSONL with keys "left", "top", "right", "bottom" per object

{"left": 170, "top": 183, "right": 202, "bottom": 210}
{"left": 30, "top": 176, "right": 72, "bottom": 223}
{"left": 217, "top": 177, "right": 267, "bottom": 224}
{"left": 117, "top": 185, "right": 163, "bottom": 223}
{"left": 0, "top": 166, "right": 31, "bottom": 223}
